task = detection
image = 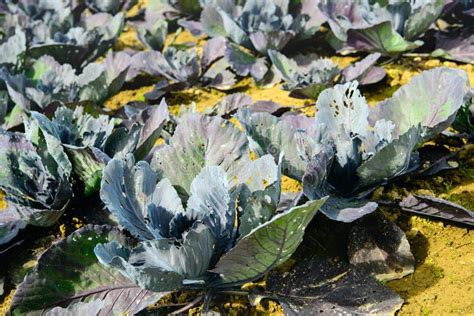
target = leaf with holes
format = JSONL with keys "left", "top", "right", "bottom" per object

{"left": 151, "top": 113, "right": 250, "bottom": 197}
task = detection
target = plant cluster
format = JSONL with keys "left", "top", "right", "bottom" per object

{"left": 0, "top": 0, "right": 473, "bottom": 315}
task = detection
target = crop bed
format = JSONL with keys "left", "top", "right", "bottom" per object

{"left": 0, "top": 0, "right": 473, "bottom": 315}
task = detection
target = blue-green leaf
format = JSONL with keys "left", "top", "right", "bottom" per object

{"left": 212, "top": 198, "right": 327, "bottom": 285}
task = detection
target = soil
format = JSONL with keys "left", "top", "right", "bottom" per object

{"left": 1, "top": 20, "right": 473, "bottom": 316}
{"left": 388, "top": 216, "right": 474, "bottom": 315}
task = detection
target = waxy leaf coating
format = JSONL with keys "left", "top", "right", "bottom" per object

{"left": 212, "top": 198, "right": 327, "bottom": 285}
{"left": 10, "top": 225, "right": 163, "bottom": 315}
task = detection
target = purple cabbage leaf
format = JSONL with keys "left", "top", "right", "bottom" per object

{"left": 0, "top": 129, "right": 72, "bottom": 246}
{"left": 95, "top": 152, "right": 326, "bottom": 292}
{"left": 239, "top": 67, "right": 470, "bottom": 222}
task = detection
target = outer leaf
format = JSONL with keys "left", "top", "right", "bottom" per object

{"left": 202, "top": 36, "right": 227, "bottom": 70}
{"left": 238, "top": 110, "right": 319, "bottom": 180}
{"left": 128, "top": 51, "right": 161, "bottom": 79}
{"left": 78, "top": 63, "right": 110, "bottom": 104}
{"left": 249, "top": 100, "right": 292, "bottom": 115}
{"left": 453, "top": 101, "right": 474, "bottom": 140}
{"left": 348, "top": 212, "right": 415, "bottom": 281}
{"left": 300, "top": 0, "right": 326, "bottom": 35}
{"left": 225, "top": 43, "right": 268, "bottom": 82}
{"left": 249, "top": 30, "right": 294, "bottom": 55}
{"left": 0, "top": 205, "right": 27, "bottom": 245}
{"left": 100, "top": 154, "right": 155, "bottom": 240}
{"left": 136, "top": 19, "right": 168, "bottom": 51}
{"left": 101, "top": 154, "right": 186, "bottom": 241}
{"left": 66, "top": 147, "right": 105, "bottom": 195}
{"left": 404, "top": 0, "right": 445, "bottom": 40}
{"left": 0, "top": 91, "right": 8, "bottom": 126}
{"left": 266, "top": 256, "right": 404, "bottom": 314}
{"left": 151, "top": 114, "right": 249, "bottom": 196}
{"left": 432, "top": 30, "right": 474, "bottom": 64}
{"left": 103, "top": 123, "right": 141, "bottom": 159}
{"left": 174, "top": 0, "right": 202, "bottom": 17}
{"left": 123, "top": 100, "right": 169, "bottom": 160}
{"left": 10, "top": 225, "right": 163, "bottom": 315}
{"left": 103, "top": 51, "right": 131, "bottom": 97}
{"left": 400, "top": 194, "right": 474, "bottom": 225}
{"left": 268, "top": 49, "right": 300, "bottom": 85}
{"left": 82, "top": 13, "right": 125, "bottom": 65}
{"left": 233, "top": 155, "right": 280, "bottom": 193}
{"left": 345, "top": 21, "right": 422, "bottom": 55}
{"left": 0, "top": 203, "right": 67, "bottom": 241}
{"left": 356, "top": 126, "right": 421, "bottom": 190}
{"left": 211, "top": 93, "right": 253, "bottom": 117}
{"left": 218, "top": 8, "right": 247, "bottom": 46}
{"left": 86, "top": 0, "right": 128, "bottom": 14}
{"left": 2, "top": 72, "right": 31, "bottom": 111}
{"left": 201, "top": 58, "right": 237, "bottom": 90}
{"left": 95, "top": 224, "right": 215, "bottom": 292}
{"left": 46, "top": 300, "right": 105, "bottom": 316}
{"left": 315, "top": 81, "right": 370, "bottom": 169}
{"left": 316, "top": 80, "right": 370, "bottom": 140}
{"left": 369, "top": 67, "right": 470, "bottom": 139}
{"left": 302, "top": 146, "right": 335, "bottom": 197}
{"left": 340, "top": 52, "right": 386, "bottom": 85}
{"left": 319, "top": 197, "right": 378, "bottom": 223}
{"left": 201, "top": 6, "right": 227, "bottom": 38}
{"left": 0, "top": 28, "right": 26, "bottom": 68}
{"left": 269, "top": 50, "right": 339, "bottom": 99}
{"left": 212, "top": 198, "right": 327, "bottom": 285}
{"left": 27, "top": 44, "right": 89, "bottom": 69}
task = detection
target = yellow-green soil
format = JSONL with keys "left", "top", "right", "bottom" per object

{"left": 388, "top": 216, "right": 474, "bottom": 315}
{"left": 0, "top": 290, "right": 15, "bottom": 316}
{"left": 0, "top": 192, "right": 7, "bottom": 210}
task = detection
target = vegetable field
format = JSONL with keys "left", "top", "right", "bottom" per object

{"left": 0, "top": 0, "right": 473, "bottom": 315}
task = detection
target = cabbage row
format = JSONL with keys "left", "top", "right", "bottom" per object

{"left": 0, "top": 0, "right": 473, "bottom": 314}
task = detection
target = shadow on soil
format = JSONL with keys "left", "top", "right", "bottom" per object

{"left": 386, "top": 213, "right": 443, "bottom": 300}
